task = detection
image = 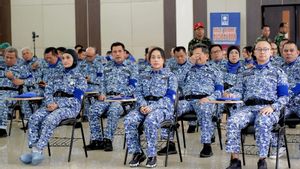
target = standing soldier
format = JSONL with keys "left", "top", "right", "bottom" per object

{"left": 188, "top": 22, "right": 212, "bottom": 54}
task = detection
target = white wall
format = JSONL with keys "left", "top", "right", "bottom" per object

{"left": 176, "top": 0, "right": 193, "bottom": 50}
{"left": 207, "top": 0, "right": 247, "bottom": 47}
{"left": 11, "top": 0, "right": 76, "bottom": 57}
{"left": 101, "top": 0, "right": 164, "bottom": 59}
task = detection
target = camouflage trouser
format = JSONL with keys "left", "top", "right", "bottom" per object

{"left": 270, "top": 96, "right": 300, "bottom": 148}
{"left": 161, "top": 100, "right": 215, "bottom": 143}
{"left": 0, "top": 91, "right": 17, "bottom": 129}
{"left": 226, "top": 105, "right": 280, "bottom": 158}
{"left": 88, "top": 101, "right": 123, "bottom": 141}
{"left": 28, "top": 107, "right": 78, "bottom": 150}
{"left": 124, "top": 108, "right": 172, "bottom": 157}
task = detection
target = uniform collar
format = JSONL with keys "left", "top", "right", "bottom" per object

{"left": 254, "top": 60, "right": 270, "bottom": 70}
{"left": 48, "top": 58, "right": 60, "bottom": 68}
{"left": 286, "top": 56, "right": 299, "bottom": 66}
{"left": 113, "top": 61, "right": 125, "bottom": 67}
{"left": 192, "top": 63, "right": 206, "bottom": 69}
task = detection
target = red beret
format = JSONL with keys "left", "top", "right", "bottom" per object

{"left": 193, "top": 22, "right": 205, "bottom": 30}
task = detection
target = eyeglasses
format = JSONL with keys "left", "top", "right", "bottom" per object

{"left": 283, "top": 49, "right": 296, "bottom": 53}
{"left": 211, "top": 50, "right": 222, "bottom": 54}
{"left": 255, "top": 48, "right": 270, "bottom": 53}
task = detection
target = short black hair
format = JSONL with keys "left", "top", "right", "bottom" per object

{"left": 110, "top": 42, "right": 125, "bottom": 51}
{"left": 174, "top": 46, "right": 186, "bottom": 53}
{"left": 243, "top": 46, "right": 253, "bottom": 54}
{"left": 209, "top": 44, "right": 223, "bottom": 54}
{"left": 44, "top": 47, "right": 58, "bottom": 55}
{"left": 192, "top": 44, "right": 209, "bottom": 54}
{"left": 279, "top": 22, "right": 287, "bottom": 28}
{"left": 57, "top": 47, "right": 66, "bottom": 53}
{"left": 74, "top": 44, "right": 83, "bottom": 49}
{"left": 78, "top": 48, "right": 86, "bottom": 54}
{"left": 145, "top": 47, "right": 149, "bottom": 55}
{"left": 261, "top": 24, "right": 270, "bottom": 29}
{"left": 282, "top": 40, "right": 298, "bottom": 50}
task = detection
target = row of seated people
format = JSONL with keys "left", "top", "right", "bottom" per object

{"left": 0, "top": 40, "right": 299, "bottom": 169}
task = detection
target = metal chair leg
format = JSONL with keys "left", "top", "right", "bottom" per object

{"left": 181, "top": 120, "right": 186, "bottom": 148}
{"left": 217, "top": 119, "right": 223, "bottom": 150}
{"left": 284, "top": 133, "right": 291, "bottom": 168}
{"left": 80, "top": 122, "right": 88, "bottom": 158}
{"left": 68, "top": 123, "right": 76, "bottom": 162}
{"left": 175, "top": 127, "right": 183, "bottom": 162}
{"left": 241, "top": 133, "right": 245, "bottom": 166}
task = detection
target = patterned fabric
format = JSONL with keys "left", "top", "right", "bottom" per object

{"left": 0, "top": 63, "right": 33, "bottom": 129}
{"left": 27, "top": 68, "right": 87, "bottom": 150}
{"left": 125, "top": 68, "right": 177, "bottom": 157}
{"left": 88, "top": 60, "right": 138, "bottom": 142}
{"left": 225, "top": 61, "right": 289, "bottom": 158}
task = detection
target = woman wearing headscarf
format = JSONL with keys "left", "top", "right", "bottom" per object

{"left": 20, "top": 49, "right": 87, "bottom": 165}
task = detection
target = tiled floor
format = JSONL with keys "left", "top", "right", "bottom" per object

{"left": 0, "top": 121, "right": 299, "bottom": 169}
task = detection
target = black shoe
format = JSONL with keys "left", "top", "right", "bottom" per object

{"left": 85, "top": 140, "right": 104, "bottom": 151}
{"left": 0, "top": 129, "right": 7, "bottom": 138}
{"left": 74, "top": 122, "right": 82, "bottom": 128}
{"left": 129, "top": 151, "right": 146, "bottom": 167}
{"left": 257, "top": 159, "right": 267, "bottom": 169}
{"left": 146, "top": 156, "right": 157, "bottom": 168}
{"left": 288, "top": 124, "right": 296, "bottom": 128}
{"left": 200, "top": 144, "right": 213, "bottom": 158}
{"left": 211, "top": 135, "right": 215, "bottom": 143}
{"left": 157, "top": 141, "right": 177, "bottom": 156}
{"left": 187, "top": 125, "right": 196, "bottom": 133}
{"left": 81, "top": 116, "right": 89, "bottom": 122}
{"left": 226, "top": 159, "right": 242, "bottom": 169}
{"left": 103, "top": 138, "right": 113, "bottom": 151}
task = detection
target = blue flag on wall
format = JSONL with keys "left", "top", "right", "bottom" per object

{"left": 210, "top": 12, "right": 240, "bottom": 45}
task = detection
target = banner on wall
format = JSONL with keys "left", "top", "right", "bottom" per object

{"left": 210, "top": 12, "right": 240, "bottom": 45}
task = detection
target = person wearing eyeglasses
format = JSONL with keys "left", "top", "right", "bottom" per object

{"left": 269, "top": 41, "right": 300, "bottom": 159}
{"left": 209, "top": 44, "right": 227, "bottom": 67}
{"left": 224, "top": 40, "right": 289, "bottom": 169}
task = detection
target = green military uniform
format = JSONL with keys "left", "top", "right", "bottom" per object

{"left": 274, "top": 33, "right": 286, "bottom": 47}
{"left": 188, "top": 37, "right": 212, "bottom": 53}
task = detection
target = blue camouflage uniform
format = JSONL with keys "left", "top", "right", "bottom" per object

{"left": 0, "top": 63, "right": 34, "bottom": 130}
{"left": 166, "top": 59, "right": 196, "bottom": 127}
{"left": 95, "top": 55, "right": 108, "bottom": 65}
{"left": 241, "top": 58, "right": 254, "bottom": 69}
{"left": 79, "top": 59, "right": 104, "bottom": 117}
{"left": 282, "top": 57, "right": 300, "bottom": 116}
{"left": 270, "top": 57, "right": 300, "bottom": 148}
{"left": 172, "top": 63, "right": 223, "bottom": 143}
{"left": 218, "top": 61, "right": 244, "bottom": 117}
{"left": 27, "top": 68, "right": 87, "bottom": 150}
{"left": 19, "top": 56, "right": 42, "bottom": 119}
{"left": 225, "top": 61, "right": 289, "bottom": 158}
{"left": 138, "top": 59, "right": 151, "bottom": 73}
{"left": 124, "top": 68, "right": 177, "bottom": 157}
{"left": 270, "top": 55, "right": 284, "bottom": 68}
{"left": 88, "top": 61, "right": 138, "bottom": 142}
{"left": 36, "top": 58, "right": 64, "bottom": 96}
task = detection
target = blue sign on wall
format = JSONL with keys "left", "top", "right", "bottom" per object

{"left": 210, "top": 12, "right": 240, "bottom": 45}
